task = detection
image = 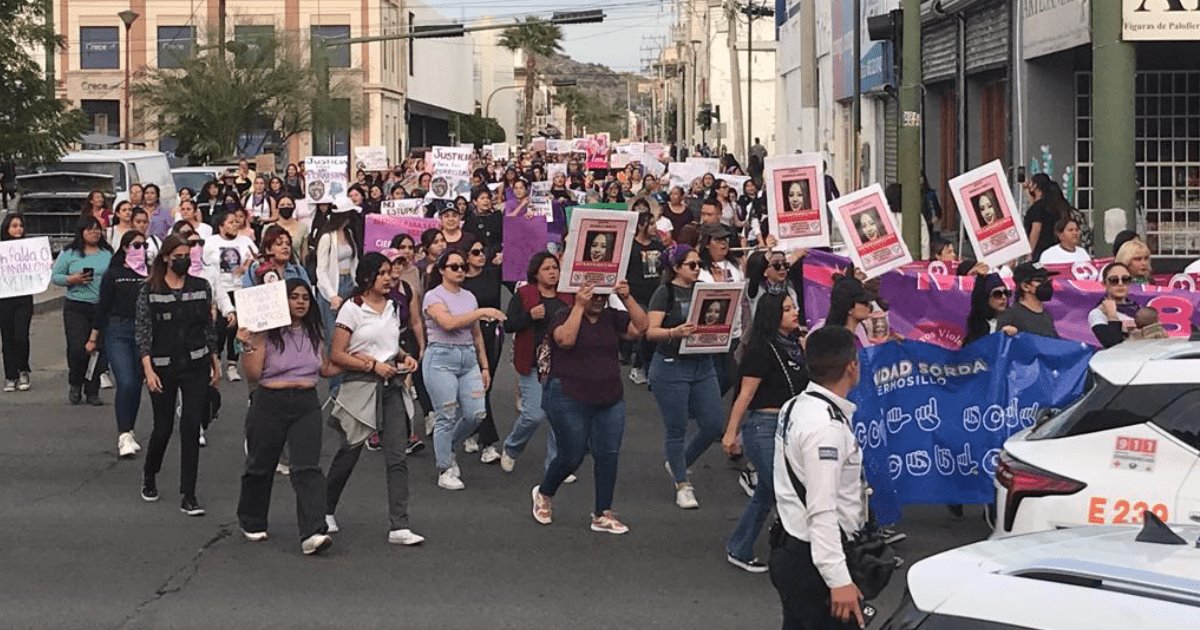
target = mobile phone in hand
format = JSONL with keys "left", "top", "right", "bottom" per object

{"left": 82, "top": 267, "right": 95, "bottom": 277}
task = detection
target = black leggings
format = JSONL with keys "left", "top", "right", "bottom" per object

{"left": 472, "top": 319, "right": 505, "bottom": 446}
{"left": 214, "top": 292, "right": 239, "bottom": 362}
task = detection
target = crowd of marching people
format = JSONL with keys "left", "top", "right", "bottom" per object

{"left": 0, "top": 143, "right": 1187, "bottom": 577}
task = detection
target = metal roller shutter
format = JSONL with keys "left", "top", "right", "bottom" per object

{"left": 922, "top": 18, "right": 957, "bottom": 83}
{"left": 964, "top": 0, "right": 1009, "bottom": 73}
{"left": 884, "top": 97, "right": 898, "bottom": 185}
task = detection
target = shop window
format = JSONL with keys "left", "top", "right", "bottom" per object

{"left": 158, "top": 26, "right": 196, "bottom": 68}
{"left": 311, "top": 25, "right": 351, "bottom": 68}
{"left": 233, "top": 25, "right": 275, "bottom": 67}
{"left": 80, "top": 27, "right": 119, "bottom": 69}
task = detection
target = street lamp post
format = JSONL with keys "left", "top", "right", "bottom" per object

{"left": 118, "top": 10, "right": 139, "bottom": 149}
{"left": 690, "top": 39, "right": 700, "bottom": 153}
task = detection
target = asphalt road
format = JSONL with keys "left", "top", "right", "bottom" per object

{"left": 0, "top": 309, "right": 992, "bottom": 629}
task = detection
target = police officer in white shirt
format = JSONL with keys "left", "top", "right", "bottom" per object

{"left": 771, "top": 326, "right": 867, "bottom": 629}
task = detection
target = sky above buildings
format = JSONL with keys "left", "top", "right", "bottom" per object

{"left": 425, "top": 0, "right": 672, "bottom": 73}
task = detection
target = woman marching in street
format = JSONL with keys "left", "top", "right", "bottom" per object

{"left": 531, "top": 281, "right": 647, "bottom": 534}
{"left": 52, "top": 216, "right": 113, "bottom": 405}
{"left": 314, "top": 204, "right": 359, "bottom": 346}
{"left": 0, "top": 215, "right": 34, "bottom": 392}
{"left": 381, "top": 246, "right": 427, "bottom": 454}
{"left": 422, "top": 249, "right": 505, "bottom": 491}
{"left": 89, "top": 230, "right": 149, "bottom": 458}
{"left": 106, "top": 201, "right": 134, "bottom": 245}
{"left": 721, "top": 293, "right": 808, "bottom": 573}
{"left": 646, "top": 244, "right": 726, "bottom": 510}
{"left": 136, "top": 235, "right": 221, "bottom": 516}
{"left": 323, "top": 253, "right": 425, "bottom": 546}
{"left": 501, "top": 252, "right": 573, "bottom": 473}
{"left": 458, "top": 235, "right": 506, "bottom": 464}
{"left": 237, "top": 278, "right": 339, "bottom": 555}
{"left": 243, "top": 227, "right": 308, "bottom": 287}
{"left": 203, "top": 211, "right": 258, "bottom": 382}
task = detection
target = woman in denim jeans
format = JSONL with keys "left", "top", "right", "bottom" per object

{"left": 645, "top": 244, "right": 725, "bottom": 510}
{"left": 721, "top": 293, "right": 808, "bottom": 573}
{"left": 88, "top": 230, "right": 149, "bottom": 458}
{"left": 531, "top": 281, "right": 647, "bottom": 534}
{"left": 422, "top": 250, "right": 505, "bottom": 491}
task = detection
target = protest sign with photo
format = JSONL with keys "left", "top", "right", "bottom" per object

{"left": 679, "top": 282, "right": 747, "bottom": 355}
{"left": 354, "top": 146, "right": 388, "bottom": 172}
{"left": 609, "top": 153, "right": 631, "bottom": 169}
{"left": 949, "top": 160, "right": 1031, "bottom": 267}
{"left": 233, "top": 281, "right": 291, "bottom": 332}
{"left": 304, "top": 156, "right": 348, "bottom": 204}
{"left": 364, "top": 214, "right": 440, "bottom": 253}
{"left": 381, "top": 199, "right": 425, "bottom": 217}
{"left": 686, "top": 156, "right": 720, "bottom": 173}
{"left": 0, "top": 236, "right": 53, "bottom": 299}
{"left": 546, "top": 139, "right": 571, "bottom": 155}
{"left": 585, "top": 133, "right": 610, "bottom": 170}
{"left": 829, "top": 183, "right": 912, "bottom": 279}
{"left": 764, "top": 153, "right": 829, "bottom": 249}
{"left": 557, "top": 208, "right": 637, "bottom": 294}
{"left": 428, "top": 146, "right": 473, "bottom": 200}
{"left": 530, "top": 181, "right": 553, "bottom": 219}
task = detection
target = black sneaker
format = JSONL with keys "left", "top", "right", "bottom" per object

{"left": 86, "top": 394, "right": 104, "bottom": 406}
{"left": 68, "top": 386, "right": 82, "bottom": 405}
{"left": 141, "top": 476, "right": 159, "bottom": 502}
{"left": 726, "top": 554, "right": 769, "bottom": 574}
{"left": 180, "top": 495, "right": 206, "bottom": 517}
{"left": 405, "top": 436, "right": 425, "bottom": 455}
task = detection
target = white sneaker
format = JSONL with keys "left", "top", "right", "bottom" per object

{"left": 628, "top": 367, "right": 648, "bottom": 385}
{"left": 3, "top": 380, "right": 14, "bottom": 392}
{"left": 564, "top": 474, "right": 578, "bottom": 484}
{"left": 675, "top": 484, "right": 699, "bottom": 509}
{"left": 388, "top": 528, "right": 425, "bottom": 546}
{"left": 301, "top": 533, "right": 333, "bottom": 555}
{"left": 438, "top": 468, "right": 465, "bottom": 490}
{"left": 738, "top": 470, "right": 757, "bottom": 498}
{"left": 117, "top": 432, "right": 137, "bottom": 458}
{"left": 99, "top": 372, "right": 114, "bottom": 390}
{"left": 226, "top": 364, "right": 242, "bottom": 382}
{"left": 500, "top": 450, "right": 516, "bottom": 473}
{"left": 198, "top": 427, "right": 207, "bottom": 448}
{"left": 276, "top": 463, "right": 290, "bottom": 476}
{"left": 480, "top": 445, "right": 501, "bottom": 464}
{"left": 424, "top": 412, "right": 435, "bottom": 436}
{"left": 463, "top": 435, "right": 480, "bottom": 453}
{"left": 129, "top": 432, "right": 142, "bottom": 452}
{"left": 324, "top": 514, "right": 339, "bottom": 533}
{"left": 448, "top": 454, "right": 461, "bottom": 479}
{"left": 242, "top": 530, "right": 269, "bottom": 542}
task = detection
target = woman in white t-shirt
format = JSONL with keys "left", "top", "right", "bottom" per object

{"left": 314, "top": 206, "right": 358, "bottom": 345}
{"left": 1039, "top": 217, "right": 1091, "bottom": 265}
{"left": 203, "top": 210, "right": 259, "bottom": 381}
{"left": 696, "top": 222, "right": 746, "bottom": 396}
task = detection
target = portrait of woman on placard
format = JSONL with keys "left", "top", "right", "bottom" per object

{"left": 855, "top": 209, "right": 884, "bottom": 244}
{"left": 307, "top": 180, "right": 326, "bottom": 203}
{"left": 700, "top": 298, "right": 728, "bottom": 326}
{"left": 972, "top": 191, "right": 1003, "bottom": 228}
{"left": 584, "top": 231, "right": 616, "bottom": 263}
{"left": 782, "top": 179, "right": 811, "bottom": 213}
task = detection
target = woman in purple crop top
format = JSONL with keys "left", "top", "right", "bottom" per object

{"left": 236, "top": 278, "right": 340, "bottom": 555}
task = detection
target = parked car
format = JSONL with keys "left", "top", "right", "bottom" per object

{"left": 14, "top": 172, "right": 114, "bottom": 252}
{"left": 883, "top": 523, "right": 1200, "bottom": 629}
{"left": 171, "top": 165, "right": 228, "bottom": 197}
{"left": 42, "top": 150, "right": 178, "bottom": 210}
{"left": 993, "top": 339, "right": 1200, "bottom": 537}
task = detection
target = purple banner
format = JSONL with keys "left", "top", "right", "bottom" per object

{"left": 802, "top": 250, "right": 1200, "bottom": 349}
{"left": 364, "top": 215, "right": 439, "bottom": 253}
{"left": 503, "top": 203, "right": 550, "bottom": 283}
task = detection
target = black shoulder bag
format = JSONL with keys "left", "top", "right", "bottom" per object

{"left": 776, "top": 391, "right": 899, "bottom": 601}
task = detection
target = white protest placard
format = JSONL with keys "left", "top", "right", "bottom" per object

{"left": 304, "top": 156, "right": 348, "bottom": 204}
{"left": 764, "top": 153, "right": 830, "bottom": 249}
{"left": 490, "top": 143, "right": 510, "bottom": 159}
{"left": 429, "top": 146, "right": 474, "bottom": 200}
{"left": 828, "top": 183, "right": 912, "bottom": 279}
{"left": 233, "top": 281, "right": 291, "bottom": 332}
{"left": 354, "top": 146, "right": 388, "bottom": 172}
{"left": 0, "top": 236, "right": 54, "bottom": 299}
{"left": 547, "top": 139, "right": 571, "bottom": 154}
{"left": 637, "top": 153, "right": 666, "bottom": 177}
{"left": 381, "top": 199, "right": 426, "bottom": 217}
{"left": 948, "top": 160, "right": 1031, "bottom": 268}
{"left": 686, "top": 156, "right": 720, "bottom": 173}
{"left": 530, "top": 181, "right": 553, "bottom": 220}
{"left": 667, "top": 162, "right": 705, "bottom": 191}
{"left": 610, "top": 153, "right": 632, "bottom": 169}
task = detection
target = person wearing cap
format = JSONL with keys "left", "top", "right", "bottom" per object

{"left": 314, "top": 201, "right": 360, "bottom": 349}
{"left": 996, "top": 262, "right": 1059, "bottom": 338}
{"left": 697, "top": 221, "right": 747, "bottom": 396}
{"left": 438, "top": 204, "right": 468, "bottom": 250}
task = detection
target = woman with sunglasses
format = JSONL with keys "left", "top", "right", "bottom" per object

{"left": 52, "top": 216, "right": 113, "bottom": 405}
{"left": 824, "top": 276, "right": 873, "bottom": 349}
{"left": 137, "top": 234, "right": 221, "bottom": 515}
{"left": 1090, "top": 262, "right": 1141, "bottom": 348}
{"left": 745, "top": 250, "right": 801, "bottom": 325}
{"left": 89, "top": 230, "right": 150, "bottom": 457}
{"left": 646, "top": 244, "right": 726, "bottom": 510}
{"left": 458, "top": 235, "right": 506, "bottom": 463}
{"left": 422, "top": 249, "right": 505, "bottom": 491}
{"left": 964, "top": 269, "right": 1016, "bottom": 346}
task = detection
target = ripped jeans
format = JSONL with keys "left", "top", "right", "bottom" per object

{"left": 422, "top": 342, "right": 487, "bottom": 472}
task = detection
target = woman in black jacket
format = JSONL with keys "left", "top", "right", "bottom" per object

{"left": 459, "top": 234, "right": 505, "bottom": 464}
{"left": 963, "top": 268, "right": 1014, "bottom": 346}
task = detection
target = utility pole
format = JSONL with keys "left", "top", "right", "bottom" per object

{"left": 1091, "top": 2, "right": 1136, "bottom": 255}
{"left": 898, "top": 0, "right": 922, "bottom": 255}
{"left": 43, "top": 0, "right": 55, "bottom": 95}
{"left": 725, "top": 0, "right": 745, "bottom": 160}
{"left": 742, "top": 2, "right": 774, "bottom": 164}
{"left": 852, "top": 0, "right": 861, "bottom": 188}
{"left": 218, "top": 0, "right": 227, "bottom": 57}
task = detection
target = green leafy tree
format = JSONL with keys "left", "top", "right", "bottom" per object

{"left": 0, "top": 0, "right": 88, "bottom": 165}
{"left": 498, "top": 19, "right": 563, "bottom": 146}
{"left": 451, "top": 113, "right": 505, "bottom": 145}
{"left": 134, "top": 30, "right": 361, "bottom": 163}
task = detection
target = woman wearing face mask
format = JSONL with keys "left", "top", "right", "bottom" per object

{"left": 422, "top": 250, "right": 505, "bottom": 491}
{"left": 52, "top": 216, "right": 113, "bottom": 405}
{"left": 203, "top": 211, "right": 259, "bottom": 382}
{"left": 721, "top": 293, "right": 808, "bottom": 573}
{"left": 89, "top": 230, "right": 149, "bottom": 457}
{"left": 106, "top": 200, "right": 135, "bottom": 245}
{"left": 996, "top": 262, "right": 1060, "bottom": 339}
{"left": 314, "top": 205, "right": 359, "bottom": 346}
{"left": 458, "top": 235, "right": 506, "bottom": 464}
{"left": 130, "top": 208, "right": 160, "bottom": 261}
{"left": 136, "top": 234, "right": 221, "bottom": 515}
{"left": 274, "top": 196, "right": 306, "bottom": 259}
{"left": 1090, "top": 262, "right": 1141, "bottom": 348}
{"left": 646, "top": 245, "right": 725, "bottom": 510}
{"left": 237, "top": 278, "right": 338, "bottom": 555}
{"left": 0, "top": 215, "right": 34, "bottom": 393}
{"left": 964, "top": 269, "right": 1017, "bottom": 346}
{"left": 1038, "top": 217, "right": 1091, "bottom": 265}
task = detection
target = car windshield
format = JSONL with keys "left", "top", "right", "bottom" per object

{"left": 1027, "top": 372, "right": 1114, "bottom": 440}
{"left": 44, "top": 162, "right": 126, "bottom": 191}
{"left": 173, "top": 171, "right": 217, "bottom": 194}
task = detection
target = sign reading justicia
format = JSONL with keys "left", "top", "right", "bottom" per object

{"left": 1123, "top": 0, "right": 1200, "bottom": 41}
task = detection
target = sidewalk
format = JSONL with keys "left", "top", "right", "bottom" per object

{"left": 34, "top": 285, "right": 66, "bottom": 315}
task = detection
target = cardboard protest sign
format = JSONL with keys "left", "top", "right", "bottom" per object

{"left": 0, "top": 236, "right": 53, "bottom": 299}
{"left": 610, "top": 153, "right": 632, "bottom": 169}
{"left": 829, "top": 183, "right": 912, "bottom": 279}
{"left": 354, "top": 146, "right": 388, "bottom": 172}
{"left": 364, "top": 214, "right": 439, "bottom": 253}
{"left": 530, "top": 181, "right": 553, "bottom": 220}
{"left": 233, "top": 281, "right": 291, "bottom": 332}
{"left": 764, "top": 153, "right": 830, "bottom": 249}
{"left": 558, "top": 208, "right": 637, "bottom": 294}
{"left": 531, "top": 137, "right": 547, "bottom": 153}
{"left": 428, "top": 146, "right": 473, "bottom": 200}
{"left": 585, "top": 133, "right": 610, "bottom": 170}
{"left": 949, "top": 160, "right": 1031, "bottom": 268}
{"left": 381, "top": 199, "right": 425, "bottom": 217}
{"left": 667, "top": 162, "right": 705, "bottom": 191}
{"left": 686, "top": 156, "right": 719, "bottom": 173}
{"left": 304, "top": 156, "right": 348, "bottom": 204}
{"left": 679, "top": 282, "right": 747, "bottom": 355}
{"left": 490, "top": 143, "right": 510, "bottom": 159}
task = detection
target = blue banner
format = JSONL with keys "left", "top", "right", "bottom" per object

{"left": 849, "top": 333, "right": 1094, "bottom": 525}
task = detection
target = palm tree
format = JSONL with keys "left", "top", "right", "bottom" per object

{"left": 554, "top": 87, "right": 585, "bottom": 137}
{"left": 498, "top": 19, "right": 563, "bottom": 145}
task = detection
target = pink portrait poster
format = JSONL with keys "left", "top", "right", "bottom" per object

{"left": 679, "top": 282, "right": 746, "bottom": 355}
{"left": 829, "top": 183, "right": 912, "bottom": 279}
{"left": 948, "top": 160, "right": 1031, "bottom": 268}
{"left": 557, "top": 209, "right": 637, "bottom": 294}
{"left": 764, "top": 153, "right": 829, "bottom": 248}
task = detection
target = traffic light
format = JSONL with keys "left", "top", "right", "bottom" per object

{"left": 697, "top": 104, "right": 713, "bottom": 131}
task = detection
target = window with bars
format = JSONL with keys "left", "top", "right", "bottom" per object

{"left": 1076, "top": 71, "right": 1200, "bottom": 259}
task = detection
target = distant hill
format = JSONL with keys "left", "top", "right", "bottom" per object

{"left": 540, "top": 53, "right": 631, "bottom": 138}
